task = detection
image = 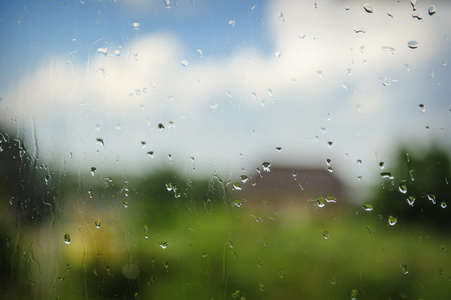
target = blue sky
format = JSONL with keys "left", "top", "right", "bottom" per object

{"left": 1, "top": 0, "right": 450, "bottom": 192}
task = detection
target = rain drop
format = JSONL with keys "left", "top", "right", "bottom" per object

{"left": 441, "top": 202, "right": 447, "bottom": 209}
{"left": 363, "top": 3, "right": 373, "bottom": 13}
{"left": 123, "top": 201, "right": 129, "bottom": 208}
{"left": 388, "top": 216, "right": 398, "bottom": 226}
{"left": 232, "top": 182, "right": 242, "bottom": 190}
{"left": 325, "top": 196, "right": 336, "bottom": 203}
{"left": 401, "top": 264, "right": 409, "bottom": 274}
{"left": 180, "top": 59, "right": 189, "bottom": 67}
{"left": 240, "top": 175, "right": 249, "bottom": 183}
{"left": 354, "top": 27, "right": 366, "bottom": 34}
{"left": 275, "top": 147, "right": 282, "bottom": 152}
{"left": 229, "top": 19, "right": 236, "bottom": 26}
{"left": 427, "top": 194, "right": 436, "bottom": 204}
{"left": 362, "top": 204, "right": 373, "bottom": 211}
{"left": 95, "top": 219, "right": 101, "bottom": 228}
{"left": 327, "top": 141, "right": 333, "bottom": 148}
{"left": 418, "top": 104, "right": 426, "bottom": 112}
{"left": 160, "top": 241, "right": 168, "bottom": 249}
{"left": 410, "top": 0, "right": 417, "bottom": 11}
{"left": 147, "top": 151, "right": 154, "bottom": 158}
{"left": 398, "top": 183, "right": 407, "bottom": 194}
{"left": 97, "top": 48, "right": 108, "bottom": 56}
{"left": 64, "top": 233, "right": 71, "bottom": 245}
{"left": 323, "top": 231, "right": 330, "bottom": 239}
{"left": 428, "top": 5, "right": 436, "bottom": 16}
{"left": 96, "top": 138, "right": 104, "bottom": 146}
{"left": 262, "top": 162, "right": 271, "bottom": 172}
{"left": 407, "top": 196, "right": 415, "bottom": 207}
{"left": 317, "top": 197, "right": 326, "bottom": 208}
{"left": 357, "top": 159, "right": 362, "bottom": 165}
{"left": 90, "top": 167, "right": 96, "bottom": 176}
{"left": 380, "top": 172, "right": 394, "bottom": 179}
{"left": 408, "top": 41, "right": 419, "bottom": 49}
{"left": 379, "top": 162, "right": 385, "bottom": 169}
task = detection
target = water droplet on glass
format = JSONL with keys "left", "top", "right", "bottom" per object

{"left": 407, "top": 196, "right": 415, "bottom": 207}
{"left": 388, "top": 216, "right": 398, "bottom": 226}
{"left": 398, "top": 183, "right": 407, "bottom": 194}
{"left": 316, "top": 70, "right": 323, "bottom": 78}
{"left": 262, "top": 162, "right": 271, "bottom": 172}
{"left": 379, "top": 162, "right": 385, "bottom": 169}
{"left": 90, "top": 167, "right": 96, "bottom": 176}
{"left": 97, "top": 48, "right": 108, "bottom": 56}
{"left": 279, "top": 12, "right": 285, "bottom": 22}
{"left": 168, "top": 154, "right": 172, "bottom": 164}
{"left": 363, "top": 3, "right": 373, "bottom": 13}
{"left": 166, "top": 183, "right": 173, "bottom": 192}
{"left": 163, "top": 0, "right": 171, "bottom": 8}
{"left": 114, "top": 49, "right": 121, "bottom": 56}
{"left": 317, "top": 197, "right": 326, "bottom": 208}
{"left": 96, "top": 138, "right": 104, "bottom": 146}
{"left": 408, "top": 41, "right": 419, "bottom": 49}
{"left": 401, "top": 264, "right": 409, "bottom": 274}
{"left": 427, "top": 194, "right": 436, "bottom": 204}
{"left": 158, "top": 123, "right": 165, "bottom": 132}
{"left": 351, "top": 289, "right": 359, "bottom": 300}
{"left": 232, "top": 182, "right": 242, "bottom": 190}
{"left": 64, "top": 233, "right": 71, "bottom": 244}
{"left": 123, "top": 201, "right": 129, "bottom": 208}
{"left": 428, "top": 5, "right": 436, "bottom": 15}
{"left": 410, "top": 0, "right": 417, "bottom": 11}
{"left": 232, "top": 200, "right": 243, "bottom": 208}
{"left": 160, "top": 241, "right": 168, "bottom": 249}
{"left": 240, "top": 175, "right": 249, "bottom": 183}
{"left": 180, "top": 59, "right": 189, "bottom": 67}
{"left": 229, "top": 19, "right": 236, "bottom": 27}
{"left": 354, "top": 27, "right": 366, "bottom": 34}
{"left": 418, "top": 104, "right": 426, "bottom": 112}
{"left": 132, "top": 22, "right": 140, "bottom": 29}
{"left": 147, "top": 151, "right": 154, "bottom": 158}
{"left": 323, "top": 231, "right": 330, "bottom": 239}
{"left": 95, "top": 219, "right": 101, "bottom": 228}
{"left": 412, "top": 12, "right": 423, "bottom": 20}
{"left": 327, "top": 166, "right": 333, "bottom": 173}
{"left": 325, "top": 196, "right": 336, "bottom": 203}
{"left": 380, "top": 172, "right": 394, "bottom": 179}
{"left": 440, "top": 202, "right": 447, "bottom": 209}
{"left": 362, "top": 204, "right": 373, "bottom": 211}
{"left": 357, "top": 159, "right": 362, "bottom": 165}
{"left": 275, "top": 147, "right": 282, "bottom": 152}
{"left": 327, "top": 141, "right": 333, "bottom": 148}
{"left": 382, "top": 46, "right": 396, "bottom": 55}
{"left": 275, "top": 51, "right": 281, "bottom": 58}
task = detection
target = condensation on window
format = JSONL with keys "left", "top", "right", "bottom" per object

{"left": 0, "top": 1, "right": 450, "bottom": 299}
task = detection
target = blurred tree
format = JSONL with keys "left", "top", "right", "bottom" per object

{"left": 369, "top": 146, "right": 451, "bottom": 230}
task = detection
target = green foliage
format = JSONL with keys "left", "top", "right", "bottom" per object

{"left": 369, "top": 146, "right": 451, "bottom": 230}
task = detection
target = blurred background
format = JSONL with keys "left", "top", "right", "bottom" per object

{"left": 0, "top": 0, "right": 450, "bottom": 299}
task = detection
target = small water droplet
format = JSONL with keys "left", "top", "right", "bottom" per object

{"left": 427, "top": 194, "right": 436, "bottom": 204}
{"left": 64, "top": 233, "right": 71, "bottom": 245}
{"left": 180, "top": 59, "right": 189, "bottom": 67}
{"left": 279, "top": 12, "right": 285, "bottom": 22}
{"left": 379, "top": 162, "right": 385, "bottom": 169}
{"left": 229, "top": 19, "right": 236, "bottom": 26}
{"left": 398, "top": 183, "right": 407, "bottom": 194}
{"left": 164, "top": 0, "right": 171, "bottom": 8}
{"left": 262, "top": 162, "right": 271, "bottom": 172}
{"left": 362, "top": 204, "right": 373, "bottom": 211}
{"left": 351, "top": 289, "right": 359, "bottom": 300}
{"left": 401, "top": 264, "right": 409, "bottom": 274}
{"left": 275, "top": 147, "right": 282, "bottom": 152}
{"left": 380, "top": 172, "right": 394, "bottom": 179}
{"left": 95, "top": 219, "right": 101, "bottom": 228}
{"left": 325, "top": 196, "right": 336, "bottom": 203}
{"left": 407, "top": 196, "right": 415, "bottom": 207}
{"left": 388, "top": 216, "right": 398, "bottom": 226}
{"left": 96, "top": 138, "right": 104, "bottom": 146}
{"left": 418, "top": 104, "right": 426, "bottom": 112}
{"left": 166, "top": 183, "right": 173, "bottom": 191}
{"left": 232, "top": 182, "right": 242, "bottom": 190}
{"left": 323, "top": 231, "right": 330, "bottom": 239}
{"left": 160, "top": 241, "right": 168, "bottom": 249}
{"left": 408, "top": 41, "right": 419, "bottom": 49}
{"left": 317, "top": 197, "right": 326, "bottom": 208}
{"left": 316, "top": 70, "right": 323, "bottom": 78}
{"left": 232, "top": 200, "right": 244, "bottom": 208}
{"left": 147, "top": 151, "right": 154, "bottom": 158}
{"left": 123, "top": 201, "right": 129, "bottom": 208}
{"left": 275, "top": 51, "right": 281, "bottom": 58}
{"left": 132, "top": 22, "right": 140, "bottom": 29}
{"left": 168, "top": 154, "right": 172, "bottom": 164}
{"left": 354, "top": 27, "right": 366, "bottom": 34}
{"left": 97, "top": 47, "right": 108, "bottom": 56}
{"left": 412, "top": 12, "right": 423, "bottom": 20}
{"left": 357, "top": 159, "right": 362, "bottom": 165}
{"left": 410, "top": 0, "right": 417, "bottom": 11}
{"left": 240, "top": 175, "right": 249, "bottom": 183}
{"left": 428, "top": 5, "right": 436, "bottom": 15}
{"left": 114, "top": 49, "right": 121, "bottom": 56}
{"left": 363, "top": 3, "right": 373, "bottom": 13}
{"left": 90, "top": 167, "right": 96, "bottom": 176}
{"left": 327, "top": 166, "right": 333, "bottom": 173}
{"left": 440, "top": 202, "right": 447, "bottom": 209}
{"left": 327, "top": 141, "right": 333, "bottom": 148}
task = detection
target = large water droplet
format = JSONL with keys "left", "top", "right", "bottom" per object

{"left": 64, "top": 233, "right": 71, "bottom": 244}
{"left": 408, "top": 41, "right": 419, "bottom": 49}
{"left": 363, "top": 3, "right": 373, "bottom": 13}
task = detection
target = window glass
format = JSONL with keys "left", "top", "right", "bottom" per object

{"left": 1, "top": 0, "right": 450, "bottom": 299}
